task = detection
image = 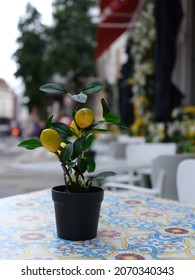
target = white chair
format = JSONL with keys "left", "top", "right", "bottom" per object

{"left": 152, "top": 154, "right": 195, "bottom": 200}
{"left": 114, "top": 135, "right": 146, "bottom": 159}
{"left": 104, "top": 154, "right": 195, "bottom": 200}
{"left": 125, "top": 142, "right": 177, "bottom": 169}
{"left": 92, "top": 135, "right": 117, "bottom": 158}
{"left": 117, "top": 135, "right": 145, "bottom": 144}
{"left": 105, "top": 142, "right": 177, "bottom": 185}
{"left": 103, "top": 169, "right": 165, "bottom": 196}
{"left": 177, "top": 159, "right": 195, "bottom": 203}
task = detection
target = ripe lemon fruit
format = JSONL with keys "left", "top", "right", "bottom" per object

{"left": 60, "top": 142, "right": 67, "bottom": 148}
{"left": 75, "top": 108, "right": 94, "bottom": 129}
{"left": 57, "top": 142, "right": 67, "bottom": 156}
{"left": 70, "top": 120, "right": 81, "bottom": 137}
{"left": 40, "top": 128, "right": 61, "bottom": 152}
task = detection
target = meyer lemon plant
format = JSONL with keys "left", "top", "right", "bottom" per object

{"left": 18, "top": 81, "right": 125, "bottom": 192}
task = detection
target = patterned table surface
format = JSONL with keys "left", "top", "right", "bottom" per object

{"left": 0, "top": 188, "right": 195, "bottom": 260}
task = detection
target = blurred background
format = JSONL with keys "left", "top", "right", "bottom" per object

{"left": 0, "top": 0, "right": 194, "bottom": 198}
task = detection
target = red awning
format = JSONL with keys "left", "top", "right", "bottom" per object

{"left": 95, "top": 0, "right": 144, "bottom": 60}
{"left": 100, "top": 0, "right": 113, "bottom": 11}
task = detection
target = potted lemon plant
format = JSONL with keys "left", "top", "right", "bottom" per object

{"left": 18, "top": 80, "right": 124, "bottom": 241}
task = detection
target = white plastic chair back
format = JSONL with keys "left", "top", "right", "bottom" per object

{"left": 92, "top": 135, "right": 117, "bottom": 158}
{"left": 103, "top": 154, "right": 195, "bottom": 200}
{"left": 117, "top": 135, "right": 145, "bottom": 144}
{"left": 112, "top": 135, "right": 146, "bottom": 159}
{"left": 177, "top": 159, "right": 195, "bottom": 203}
{"left": 125, "top": 143, "right": 177, "bottom": 169}
{"left": 152, "top": 154, "right": 195, "bottom": 200}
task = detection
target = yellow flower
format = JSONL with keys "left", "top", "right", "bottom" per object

{"left": 156, "top": 127, "right": 165, "bottom": 141}
{"left": 187, "top": 130, "right": 195, "bottom": 138}
{"left": 135, "top": 118, "right": 145, "bottom": 127}
{"left": 131, "top": 118, "right": 145, "bottom": 134}
{"left": 183, "top": 106, "right": 195, "bottom": 114}
{"left": 133, "top": 106, "right": 141, "bottom": 117}
{"left": 127, "top": 78, "right": 136, "bottom": 86}
{"left": 138, "top": 96, "right": 149, "bottom": 105}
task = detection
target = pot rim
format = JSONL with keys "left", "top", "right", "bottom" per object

{"left": 51, "top": 185, "right": 104, "bottom": 204}
{"left": 52, "top": 185, "right": 104, "bottom": 194}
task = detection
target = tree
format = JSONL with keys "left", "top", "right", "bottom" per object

{"left": 13, "top": 3, "right": 49, "bottom": 115}
{"left": 13, "top": 0, "right": 98, "bottom": 115}
{"left": 46, "top": 0, "right": 98, "bottom": 84}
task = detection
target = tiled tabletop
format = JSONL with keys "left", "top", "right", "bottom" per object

{"left": 0, "top": 188, "right": 195, "bottom": 260}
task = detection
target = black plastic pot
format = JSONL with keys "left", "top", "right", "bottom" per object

{"left": 52, "top": 185, "right": 104, "bottom": 241}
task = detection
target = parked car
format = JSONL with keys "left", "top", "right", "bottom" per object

{"left": 0, "top": 118, "right": 11, "bottom": 136}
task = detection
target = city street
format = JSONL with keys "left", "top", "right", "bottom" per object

{"left": 0, "top": 136, "right": 128, "bottom": 198}
{"left": 0, "top": 136, "right": 64, "bottom": 198}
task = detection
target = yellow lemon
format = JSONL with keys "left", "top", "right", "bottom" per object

{"left": 40, "top": 128, "right": 61, "bottom": 152}
{"left": 60, "top": 142, "right": 67, "bottom": 148}
{"left": 75, "top": 108, "right": 94, "bottom": 129}
{"left": 70, "top": 120, "right": 81, "bottom": 137}
{"left": 57, "top": 142, "right": 67, "bottom": 156}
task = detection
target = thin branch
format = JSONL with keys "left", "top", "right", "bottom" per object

{"left": 61, "top": 164, "right": 73, "bottom": 186}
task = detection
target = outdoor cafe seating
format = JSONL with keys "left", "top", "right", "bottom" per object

{"left": 105, "top": 142, "right": 177, "bottom": 186}
{"left": 1, "top": 136, "right": 195, "bottom": 260}
{"left": 177, "top": 159, "right": 195, "bottom": 203}
{"left": 104, "top": 153, "right": 195, "bottom": 200}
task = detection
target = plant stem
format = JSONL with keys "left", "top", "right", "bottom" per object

{"left": 76, "top": 153, "right": 82, "bottom": 185}
{"left": 61, "top": 164, "right": 73, "bottom": 186}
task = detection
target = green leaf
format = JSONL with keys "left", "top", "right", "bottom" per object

{"left": 59, "top": 143, "right": 73, "bottom": 163}
{"left": 105, "top": 112, "right": 121, "bottom": 124}
{"left": 79, "top": 158, "right": 87, "bottom": 173}
{"left": 18, "top": 139, "right": 42, "bottom": 150}
{"left": 92, "top": 128, "right": 109, "bottom": 133}
{"left": 72, "top": 110, "right": 76, "bottom": 120}
{"left": 72, "top": 165, "right": 85, "bottom": 180}
{"left": 118, "top": 121, "right": 128, "bottom": 129}
{"left": 85, "top": 134, "right": 94, "bottom": 150}
{"left": 39, "top": 83, "right": 68, "bottom": 95}
{"left": 82, "top": 80, "right": 103, "bottom": 95}
{"left": 101, "top": 98, "right": 110, "bottom": 117}
{"left": 85, "top": 157, "right": 96, "bottom": 173}
{"left": 84, "top": 121, "right": 105, "bottom": 132}
{"left": 51, "top": 122, "right": 72, "bottom": 137}
{"left": 45, "top": 115, "right": 53, "bottom": 129}
{"left": 71, "top": 137, "right": 86, "bottom": 160}
{"left": 92, "top": 171, "right": 116, "bottom": 181}
{"left": 71, "top": 93, "right": 87, "bottom": 103}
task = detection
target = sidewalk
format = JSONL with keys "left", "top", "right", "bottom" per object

{"left": 0, "top": 147, "right": 64, "bottom": 198}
